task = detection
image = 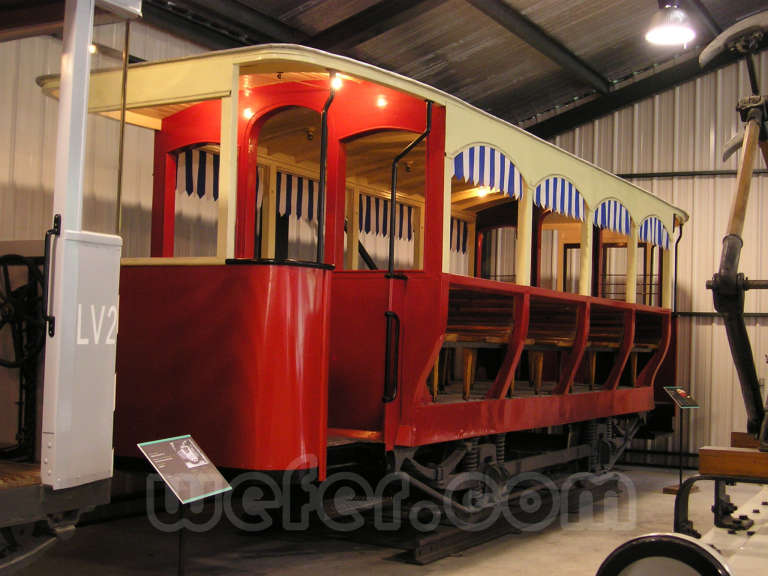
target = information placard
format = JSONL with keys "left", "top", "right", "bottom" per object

{"left": 664, "top": 386, "right": 699, "bottom": 409}
{"left": 138, "top": 435, "right": 231, "bottom": 504}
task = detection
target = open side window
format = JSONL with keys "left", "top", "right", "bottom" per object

{"left": 450, "top": 144, "right": 523, "bottom": 280}
{"left": 343, "top": 129, "right": 424, "bottom": 271}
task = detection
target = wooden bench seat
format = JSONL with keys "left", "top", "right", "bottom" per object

{"left": 444, "top": 333, "right": 509, "bottom": 346}
{"left": 632, "top": 343, "right": 658, "bottom": 352}
{"left": 444, "top": 288, "right": 519, "bottom": 401}
{"left": 524, "top": 336, "right": 574, "bottom": 349}
{"left": 587, "top": 340, "right": 621, "bottom": 350}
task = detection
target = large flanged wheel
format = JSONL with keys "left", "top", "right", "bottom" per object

{"left": 0, "top": 255, "right": 45, "bottom": 369}
{"left": 596, "top": 533, "right": 732, "bottom": 576}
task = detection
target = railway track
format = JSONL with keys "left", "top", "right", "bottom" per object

{"left": 317, "top": 472, "right": 622, "bottom": 564}
{"left": 71, "top": 470, "right": 623, "bottom": 566}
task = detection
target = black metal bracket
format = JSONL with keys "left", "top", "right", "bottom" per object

{"left": 674, "top": 474, "right": 765, "bottom": 538}
{"left": 316, "top": 78, "right": 336, "bottom": 265}
{"left": 736, "top": 95, "right": 768, "bottom": 140}
{"left": 711, "top": 479, "right": 754, "bottom": 531}
{"left": 42, "top": 214, "right": 61, "bottom": 338}
{"left": 388, "top": 100, "right": 432, "bottom": 275}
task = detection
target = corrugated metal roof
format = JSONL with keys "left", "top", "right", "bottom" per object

{"left": 124, "top": 1, "right": 768, "bottom": 131}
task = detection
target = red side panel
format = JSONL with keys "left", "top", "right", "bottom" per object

{"left": 115, "top": 264, "right": 332, "bottom": 476}
{"left": 654, "top": 314, "right": 678, "bottom": 401}
{"left": 401, "top": 388, "right": 656, "bottom": 446}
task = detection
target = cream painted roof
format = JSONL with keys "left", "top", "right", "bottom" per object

{"left": 37, "top": 43, "right": 688, "bottom": 231}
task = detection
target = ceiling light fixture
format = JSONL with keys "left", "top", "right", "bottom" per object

{"left": 330, "top": 73, "right": 343, "bottom": 90}
{"left": 645, "top": 2, "right": 696, "bottom": 46}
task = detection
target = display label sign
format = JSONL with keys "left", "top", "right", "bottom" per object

{"left": 664, "top": 386, "right": 699, "bottom": 409}
{"left": 138, "top": 435, "right": 231, "bottom": 504}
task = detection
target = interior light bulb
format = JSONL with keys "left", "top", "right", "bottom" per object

{"left": 645, "top": 5, "right": 695, "bottom": 46}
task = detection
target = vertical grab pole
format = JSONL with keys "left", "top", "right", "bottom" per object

{"left": 382, "top": 101, "right": 432, "bottom": 405}
{"left": 316, "top": 74, "right": 336, "bottom": 264}
{"left": 388, "top": 101, "right": 432, "bottom": 274}
{"left": 115, "top": 20, "right": 130, "bottom": 235}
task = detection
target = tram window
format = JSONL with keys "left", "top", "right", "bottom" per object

{"left": 252, "top": 107, "right": 322, "bottom": 262}
{"left": 638, "top": 243, "right": 662, "bottom": 306}
{"left": 344, "top": 130, "right": 425, "bottom": 271}
{"left": 598, "top": 227, "right": 632, "bottom": 300}
{"left": 601, "top": 244, "right": 627, "bottom": 300}
{"left": 539, "top": 229, "right": 558, "bottom": 290}
{"left": 350, "top": 192, "right": 417, "bottom": 270}
{"left": 562, "top": 243, "right": 581, "bottom": 293}
{"left": 448, "top": 217, "right": 471, "bottom": 275}
{"left": 480, "top": 226, "right": 516, "bottom": 282}
{"left": 115, "top": 96, "right": 225, "bottom": 259}
{"left": 173, "top": 144, "right": 219, "bottom": 257}
{"left": 543, "top": 212, "right": 581, "bottom": 293}
{"left": 450, "top": 176, "right": 516, "bottom": 279}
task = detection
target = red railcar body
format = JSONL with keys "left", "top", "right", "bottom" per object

{"left": 116, "top": 263, "right": 332, "bottom": 474}
{"left": 114, "top": 62, "right": 677, "bottom": 482}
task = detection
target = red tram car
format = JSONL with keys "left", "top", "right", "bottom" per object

{"left": 63, "top": 45, "right": 687, "bottom": 502}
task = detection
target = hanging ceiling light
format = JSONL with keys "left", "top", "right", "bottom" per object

{"left": 645, "top": 2, "right": 696, "bottom": 46}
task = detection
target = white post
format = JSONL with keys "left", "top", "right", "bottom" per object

{"left": 662, "top": 247, "right": 672, "bottom": 309}
{"left": 51, "top": 0, "right": 94, "bottom": 230}
{"left": 578, "top": 207, "right": 593, "bottom": 296}
{"left": 515, "top": 182, "right": 532, "bottom": 286}
{"left": 217, "top": 64, "right": 239, "bottom": 259}
{"left": 626, "top": 221, "right": 638, "bottom": 304}
{"left": 42, "top": 0, "right": 124, "bottom": 490}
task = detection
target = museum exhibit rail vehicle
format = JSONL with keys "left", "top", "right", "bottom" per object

{"left": 37, "top": 44, "right": 689, "bottom": 512}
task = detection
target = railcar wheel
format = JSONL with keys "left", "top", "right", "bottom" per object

{"left": 0, "top": 255, "right": 45, "bottom": 369}
{"left": 596, "top": 533, "right": 731, "bottom": 576}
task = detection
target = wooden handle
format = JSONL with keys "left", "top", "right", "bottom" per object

{"left": 727, "top": 119, "right": 760, "bottom": 237}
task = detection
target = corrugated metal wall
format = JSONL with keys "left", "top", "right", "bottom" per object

{"left": 554, "top": 51, "right": 768, "bottom": 453}
{"left": 0, "top": 22, "right": 204, "bottom": 253}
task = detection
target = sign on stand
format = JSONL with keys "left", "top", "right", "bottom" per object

{"left": 662, "top": 386, "right": 700, "bottom": 495}
{"left": 664, "top": 386, "right": 699, "bottom": 409}
{"left": 138, "top": 435, "right": 230, "bottom": 575}
{"left": 138, "top": 435, "right": 230, "bottom": 504}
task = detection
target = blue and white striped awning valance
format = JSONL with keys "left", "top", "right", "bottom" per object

{"left": 639, "top": 216, "right": 670, "bottom": 250}
{"left": 276, "top": 171, "right": 319, "bottom": 222}
{"left": 176, "top": 148, "right": 220, "bottom": 200}
{"left": 595, "top": 199, "right": 631, "bottom": 236}
{"left": 358, "top": 193, "right": 413, "bottom": 240}
{"left": 534, "top": 177, "right": 584, "bottom": 220}
{"left": 450, "top": 218, "right": 468, "bottom": 254}
{"left": 451, "top": 144, "right": 523, "bottom": 200}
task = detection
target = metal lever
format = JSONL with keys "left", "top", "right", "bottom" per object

{"left": 42, "top": 214, "right": 61, "bottom": 337}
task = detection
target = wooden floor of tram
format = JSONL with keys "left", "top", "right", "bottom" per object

{"left": 0, "top": 460, "right": 40, "bottom": 489}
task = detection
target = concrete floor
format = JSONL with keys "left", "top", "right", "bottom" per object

{"left": 19, "top": 467, "right": 762, "bottom": 576}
